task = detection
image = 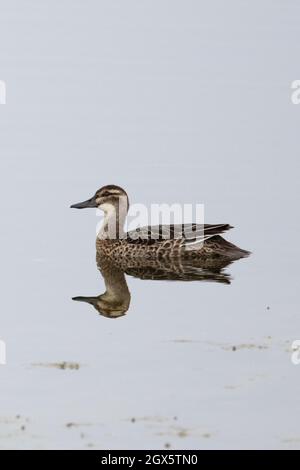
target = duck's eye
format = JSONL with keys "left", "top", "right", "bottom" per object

{"left": 101, "top": 191, "right": 111, "bottom": 197}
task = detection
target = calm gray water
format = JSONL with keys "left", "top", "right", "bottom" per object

{"left": 0, "top": 0, "right": 300, "bottom": 449}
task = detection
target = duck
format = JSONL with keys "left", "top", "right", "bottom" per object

{"left": 70, "top": 184, "right": 250, "bottom": 262}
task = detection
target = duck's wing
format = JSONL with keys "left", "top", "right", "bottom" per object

{"left": 127, "top": 223, "right": 233, "bottom": 245}
{"left": 183, "top": 224, "right": 234, "bottom": 251}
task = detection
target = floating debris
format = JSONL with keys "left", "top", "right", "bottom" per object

{"left": 66, "top": 422, "right": 76, "bottom": 428}
{"left": 65, "top": 422, "right": 92, "bottom": 428}
{"left": 223, "top": 344, "right": 268, "bottom": 352}
{"left": 178, "top": 429, "right": 188, "bottom": 438}
{"left": 32, "top": 362, "right": 81, "bottom": 370}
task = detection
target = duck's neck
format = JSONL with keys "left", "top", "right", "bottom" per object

{"left": 97, "top": 252, "right": 131, "bottom": 311}
{"left": 98, "top": 201, "right": 128, "bottom": 240}
{"left": 101, "top": 264, "right": 130, "bottom": 303}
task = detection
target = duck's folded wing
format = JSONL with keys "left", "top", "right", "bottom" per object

{"left": 127, "top": 223, "right": 233, "bottom": 245}
{"left": 183, "top": 223, "right": 233, "bottom": 250}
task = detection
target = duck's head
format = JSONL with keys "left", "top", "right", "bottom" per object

{"left": 72, "top": 294, "right": 130, "bottom": 319}
{"left": 70, "top": 185, "right": 129, "bottom": 213}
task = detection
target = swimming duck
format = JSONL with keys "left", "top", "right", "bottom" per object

{"left": 71, "top": 185, "right": 250, "bottom": 261}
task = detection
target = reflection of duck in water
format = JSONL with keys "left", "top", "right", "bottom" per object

{"left": 71, "top": 184, "right": 250, "bottom": 318}
{"left": 72, "top": 250, "right": 247, "bottom": 318}
{"left": 71, "top": 185, "right": 250, "bottom": 262}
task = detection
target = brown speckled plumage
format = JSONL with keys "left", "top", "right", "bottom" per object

{"left": 96, "top": 231, "right": 249, "bottom": 263}
{"left": 71, "top": 184, "right": 250, "bottom": 264}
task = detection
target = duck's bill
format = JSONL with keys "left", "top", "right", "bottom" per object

{"left": 70, "top": 196, "right": 97, "bottom": 209}
{"left": 72, "top": 296, "right": 99, "bottom": 304}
